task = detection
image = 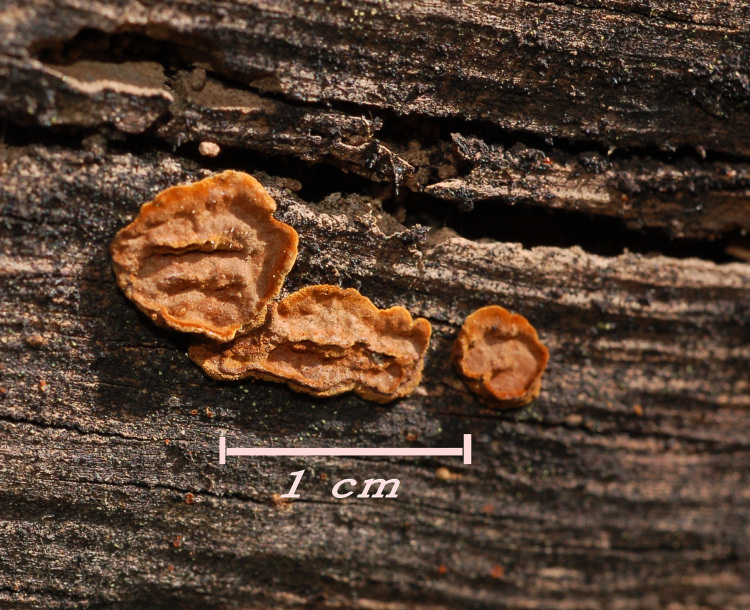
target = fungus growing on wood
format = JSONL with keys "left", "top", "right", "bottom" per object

{"left": 189, "top": 285, "right": 431, "bottom": 403}
{"left": 110, "top": 170, "right": 298, "bottom": 342}
{"left": 198, "top": 141, "right": 220, "bottom": 157}
{"left": 452, "top": 305, "right": 549, "bottom": 408}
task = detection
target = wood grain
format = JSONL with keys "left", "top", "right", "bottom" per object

{"left": 1, "top": 1, "right": 750, "bottom": 607}
{"left": 1, "top": 146, "right": 748, "bottom": 608}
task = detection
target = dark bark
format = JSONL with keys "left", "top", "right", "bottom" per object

{"left": 1, "top": 2, "right": 750, "bottom": 609}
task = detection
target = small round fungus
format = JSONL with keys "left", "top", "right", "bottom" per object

{"left": 198, "top": 141, "right": 220, "bottom": 157}
{"left": 189, "top": 285, "right": 432, "bottom": 403}
{"left": 110, "top": 170, "right": 298, "bottom": 342}
{"left": 452, "top": 305, "right": 549, "bottom": 408}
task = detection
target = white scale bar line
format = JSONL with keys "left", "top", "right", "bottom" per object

{"left": 228, "top": 448, "right": 463, "bottom": 457}
{"left": 219, "top": 434, "right": 472, "bottom": 465}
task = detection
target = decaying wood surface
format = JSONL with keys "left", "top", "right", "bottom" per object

{"left": 1, "top": 1, "right": 750, "bottom": 608}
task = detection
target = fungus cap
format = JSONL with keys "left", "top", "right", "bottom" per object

{"left": 452, "top": 305, "right": 549, "bottom": 408}
{"left": 189, "top": 285, "right": 432, "bottom": 403}
{"left": 110, "top": 170, "right": 298, "bottom": 342}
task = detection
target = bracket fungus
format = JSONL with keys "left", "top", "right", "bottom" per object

{"left": 189, "top": 285, "right": 432, "bottom": 403}
{"left": 452, "top": 305, "right": 549, "bottom": 408}
{"left": 110, "top": 170, "right": 298, "bottom": 342}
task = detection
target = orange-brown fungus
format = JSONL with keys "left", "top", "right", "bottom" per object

{"left": 110, "top": 170, "right": 298, "bottom": 342}
{"left": 189, "top": 285, "right": 432, "bottom": 403}
{"left": 452, "top": 305, "right": 549, "bottom": 408}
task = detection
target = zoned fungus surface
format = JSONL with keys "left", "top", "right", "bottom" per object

{"left": 452, "top": 305, "right": 549, "bottom": 408}
{"left": 110, "top": 170, "right": 298, "bottom": 342}
{"left": 189, "top": 285, "right": 432, "bottom": 403}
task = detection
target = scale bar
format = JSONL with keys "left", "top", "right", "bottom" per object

{"left": 220, "top": 434, "right": 472, "bottom": 464}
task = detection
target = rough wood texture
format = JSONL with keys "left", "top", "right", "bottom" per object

{"left": 1, "top": 1, "right": 750, "bottom": 608}
{"left": 5, "top": 0, "right": 750, "bottom": 155}
{"left": 3, "top": 1, "right": 750, "bottom": 238}
{"left": 426, "top": 133, "right": 750, "bottom": 240}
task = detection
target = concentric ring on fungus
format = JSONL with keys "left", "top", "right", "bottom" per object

{"left": 110, "top": 170, "right": 298, "bottom": 342}
{"left": 189, "top": 285, "right": 432, "bottom": 403}
{"left": 452, "top": 305, "right": 549, "bottom": 408}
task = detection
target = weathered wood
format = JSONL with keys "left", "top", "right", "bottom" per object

{"left": 1, "top": 145, "right": 749, "bottom": 609}
{"left": 426, "top": 133, "right": 750, "bottom": 240}
{"left": 3, "top": 2, "right": 750, "bottom": 239}
{"left": 5, "top": 0, "right": 750, "bottom": 155}
{"left": 0, "top": 56, "right": 413, "bottom": 184}
{"left": 2, "top": 1, "right": 750, "bottom": 608}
